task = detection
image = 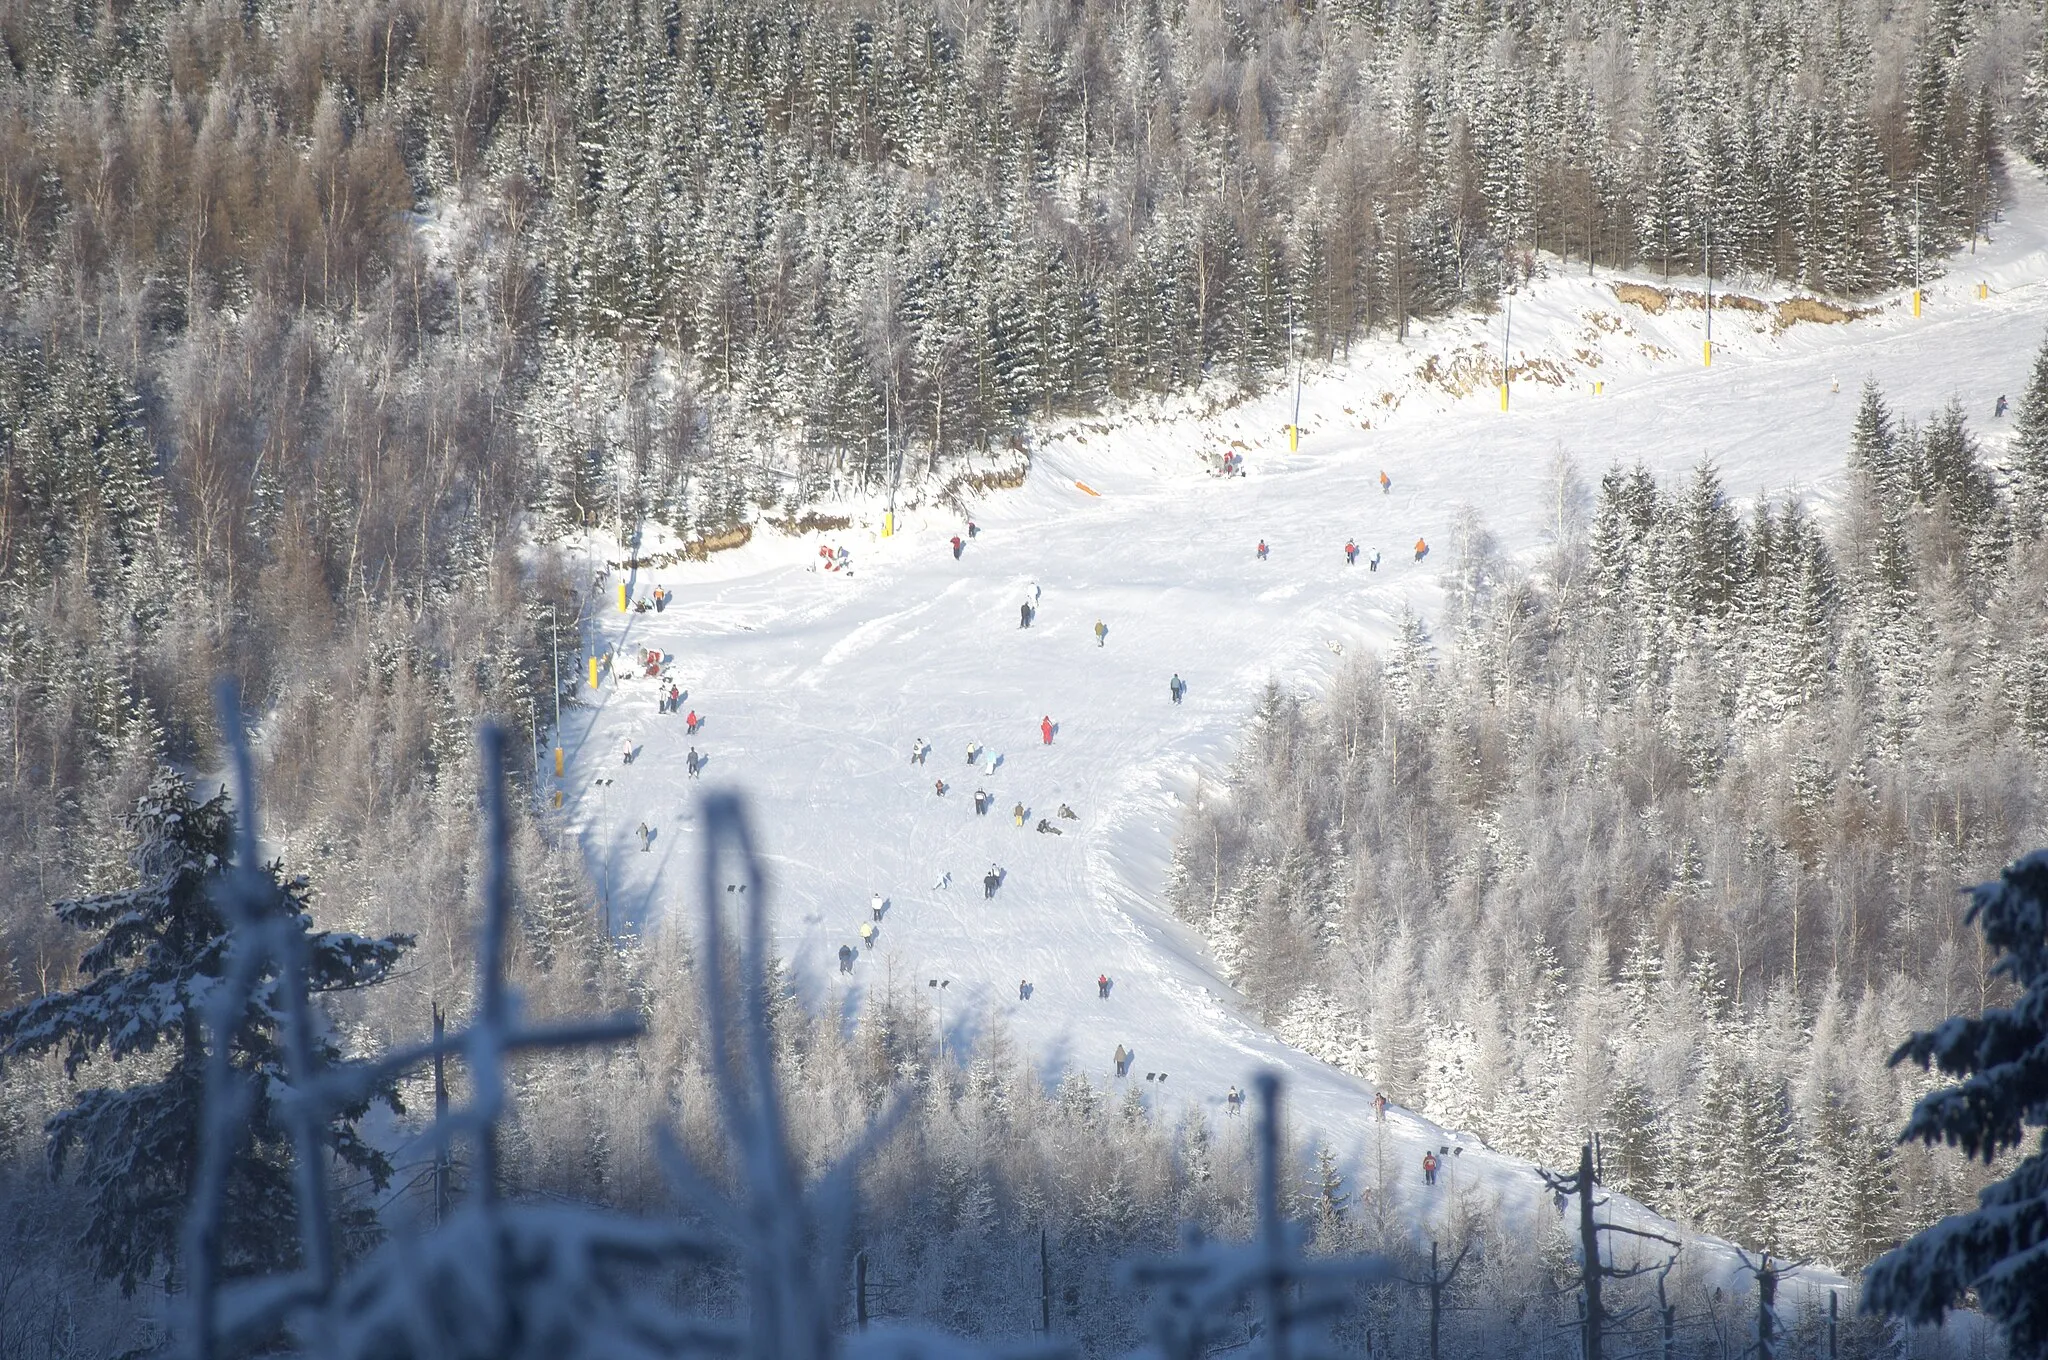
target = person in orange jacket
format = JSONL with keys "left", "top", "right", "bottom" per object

{"left": 1414, "top": 537, "right": 1429, "bottom": 562}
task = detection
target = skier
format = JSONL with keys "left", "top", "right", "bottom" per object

{"left": 1019, "top": 979, "right": 1030, "bottom": 1000}
{"left": 1114, "top": 1044, "right": 1128, "bottom": 1077}
{"left": 686, "top": 748, "right": 700, "bottom": 779}
{"left": 1997, "top": 393, "right": 2010, "bottom": 418}
{"left": 1036, "top": 818, "right": 1062, "bottom": 834}
{"left": 871, "top": 892, "right": 884, "bottom": 922}
{"left": 1020, "top": 601, "right": 1033, "bottom": 629}
{"left": 860, "top": 921, "right": 877, "bottom": 949}
{"left": 637, "top": 821, "right": 651, "bottom": 852}
{"left": 974, "top": 788, "right": 989, "bottom": 816}
{"left": 933, "top": 871, "right": 952, "bottom": 890}
{"left": 1097, "top": 973, "right": 1112, "bottom": 1000}
{"left": 1041, "top": 715, "right": 1054, "bottom": 745}
{"left": 1226, "top": 1085, "right": 1243, "bottom": 1114}
{"left": 1345, "top": 540, "right": 1358, "bottom": 565}
{"left": 1257, "top": 539, "right": 1269, "bottom": 561}
{"left": 1422, "top": 1151, "right": 1438, "bottom": 1186}
{"left": 622, "top": 739, "right": 634, "bottom": 765}
{"left": 967, "top": 520, "right": 979, "bottom": 538}
{"left": 1012, "top": 801, "right": 1026, "bottom": 826}
{"left": 1380, "top": 470, "right": 1391, "bottom": 495}
{"left": 934, "top": 777, "right": 947, "bottom": 797}
{"left": 1029, "top": 581, "right": 1041, "bottom": 604}
{"left": 951, "top": 535, "right": 964, "bottom": 559}
{"left": 1169, "top": 673, "right": 1185, "bottom": 704}
{"left": 911, "top": 737, "right": 926, "bottom": 766}
{"left": 984, "top": 867, "right": 1001, "bottom": 899}
{"left": 966, "top": 742, "right": 980, "bottom": 766}
{"left": 838, "top": 944, "right": 855, "bottom": 974}
{"left": 1369, "top": 550, "right": 1381, "bottom": 573}
{"left": 1374, "top": 1091, "right": 1387, "bottom": 1122}
{"left": 983, "top": 750, "right": 999, "bottom": 776}
{"left": 686, "top": 710, "right": 701, "bottom": 734}
{"left": 1094, "top": 619, "right": 1108, "bottom": 647}
{"left": 668, "top": 682, "right": 681, "bottom": 711}
{"left": 1413, "top": 538, "right": 1428, "bottom": 562}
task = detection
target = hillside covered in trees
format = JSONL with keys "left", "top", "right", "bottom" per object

{"left": 1169, "top": 374, "right": 2048, "bottom": 1275}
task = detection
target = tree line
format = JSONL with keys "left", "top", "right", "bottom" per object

{"left": 1170, "top": 356, "right": 2048, "bottom": 1275}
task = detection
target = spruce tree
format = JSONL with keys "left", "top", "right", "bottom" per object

{"left": 2009, "top": 332, "right": 2048, "bottom": 538}
{"left": 1862, "top": 850, "right": 2048, "bottom": 1356}
{"left": 0, "top": 771, "right": 412, "bottom": 1294}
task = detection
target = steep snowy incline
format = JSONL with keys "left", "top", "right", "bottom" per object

{"left": 556, "top": 167, "right": 2048, "bottom": 1249}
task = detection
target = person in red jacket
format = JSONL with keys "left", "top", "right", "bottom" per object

{"left": 950, "top": 535, "right": 964, "bottom": 559}
{"left": 1345, "top": 540, "right": 1358, "bottom": 564}
{"left": 1040, "top": 715, "right": 1054, "bottom": 745}
{"left": 686, "top": 710, "right": 700, "bottom": 734}
{"left": 1256, "top": 539, "right": 1269, "bottom": 560}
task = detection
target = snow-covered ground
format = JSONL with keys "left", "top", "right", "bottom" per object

{"left": 554, "top": 167, "right": 2048, "bottom": 1277}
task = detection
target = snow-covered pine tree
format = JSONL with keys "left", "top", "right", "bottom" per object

{"left": 2009, "top": 331, "right": 2048, "bottom": 539}
{"left": 1862, "top": 849, "right": 2048, "bottom": 1356}
{"left": 0, "top": 771, "right": 412, "bottom": 1294}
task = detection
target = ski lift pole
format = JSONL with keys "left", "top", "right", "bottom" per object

{"left": 1703, "top": 215, "right": 1713, "bottom": 367}
{"left": 1500, "top": 290, "right": 1512, "bottom": 411}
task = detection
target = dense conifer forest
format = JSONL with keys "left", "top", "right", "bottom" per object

{"left": 3, "top": 0, "right": 2047, "bottom": 1351}
{"left": 1169, "top": 377, "right": 2048, "bottom": 1275}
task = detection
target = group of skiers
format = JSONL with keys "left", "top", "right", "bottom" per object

{"left": 1254, "top": 538, "right": 1427, "bottom": 568}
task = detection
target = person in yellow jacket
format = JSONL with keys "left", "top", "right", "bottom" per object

{"left": 859, "top": 921, "right": 877, "bottom": 949}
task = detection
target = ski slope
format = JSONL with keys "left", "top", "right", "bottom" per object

{"left": 556, "top": 167, "right": 2048, "bottom": 1268}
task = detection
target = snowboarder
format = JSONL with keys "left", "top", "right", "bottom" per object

{"left": 1169, "top": 673, "right": 1185, "bottom": 704}
{"left": 686, "top": 710, "right": 701, "bottom": 734}
{"left": 1097, "top": 974, "right": 1112, "bottom": 999}
{"left": 984, "top": 868, "right": 1001, "bottom": 898}
{"left": 983, "top": 751, "right": 999, "bottom": 776}
{"left": 838, "top": 944, "right": 855, "bottom": 974}
{"left": 1369, "top": 550, "right": 1381, "bottom": 572}
{"left": 1036, "top": 818, "right": 1062, "bottom": 834}
{"left": 1257, "top": 539, "right": 1269, "bottom": 560}
{"left": 1345, "top": 540, "right": 1358, "bottom": 565}
{"left": 1380, "top": 470, "right": 1391, "bottom": 494}
{"left": 1058, "top": 803, "right": 1077, "bottom": 819}
{"left": 1020, "top": 601, "right": 1033, "bottom": 628}
{"left": 934, "top": 777, "right": 947, "bottom": 797}
{"left": 1374, "top": 1092, "right": 1387, "bottom": 1121}
{"left": 871, "top": 892, "right": 884, "bottom": 922}
{"left": 1114, "top": 1044, "right": 1128, "bottom": 1077}
{"left": 860, "top": 922, "right": 877, "bottom": 949}
{"left": 951, "top": 535, "right": 964, "bottom": 559}
{"left": 1040, "top": 715, "right": 1054, "bottom": 745}
{"left": 1413, "top": 538, "right": 1428, "bottom": 562}
{"left": 911, "top": 737, "right": 926, "bottom": 766}
{"left": 1012, "top": 801, "right": 1026, "bottom": 826}
{"left": 686, "top": 747, "right": 702, "bottom": 779}
{"left": 973, "top": 788, "right": 989, "bottom": 816}
{"left": 1422, "top": 1151, "right": 1438, "bottom": 1186}
{"left": 1997, "top": 393, "right": 2010, "bottom": 418}
{"left": 1094, "top": 619, "right": 1107, "bottom": 647}
{"left": 637, "top": 821, "right": 651, "bottom": 852}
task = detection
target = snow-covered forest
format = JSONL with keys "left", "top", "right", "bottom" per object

{"left": 1169, "top": 374, "right": 2048, "bottom": 1276}
{"left": 4, "top": 0, "right": 2048, "bottom": 1352}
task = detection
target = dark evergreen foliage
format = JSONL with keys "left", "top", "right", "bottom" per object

{"left": 0, "top": 772, "right": 412, "bottom": 1294}
{"left": 1862, "top": 850, "right": 2048, "bottom": 1358}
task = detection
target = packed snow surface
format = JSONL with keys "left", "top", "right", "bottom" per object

{"left": 558, "top": 169, "right": 2048, "bottom": 1267}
